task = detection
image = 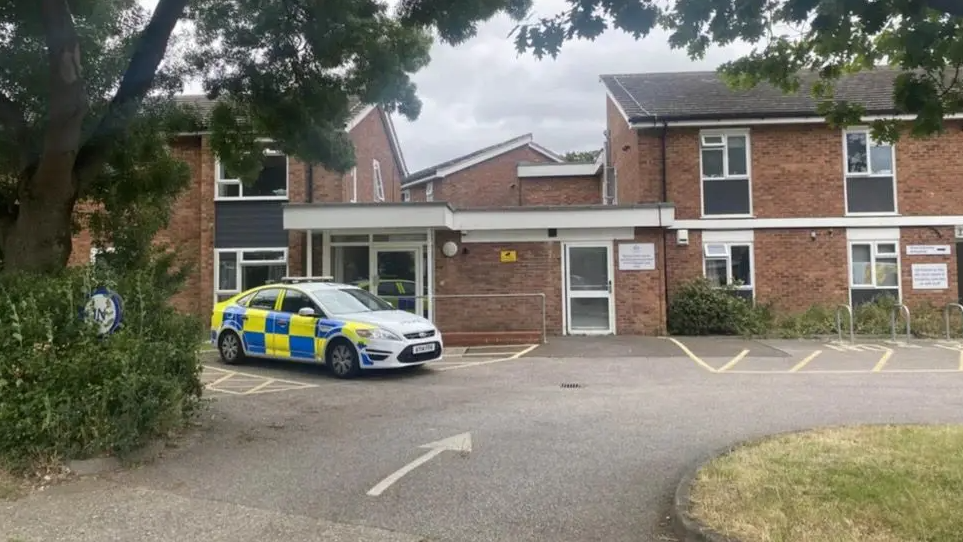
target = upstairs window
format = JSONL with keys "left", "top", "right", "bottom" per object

{"left": 216, "top": 149, "right": 288, "bottom": 200}
{"left": 700, "top": 130, "right": 751, "bottom": 216}
{"left": 844, "top": 129, "right": 896, "bottom": 214}
{"left": 350, "top": 167, "right": 357, "bottom": 203}
{"left": 425, "top": 181, "right": 434, "bottom": 202}
{"left": 373, "top": 159, "right": 385, "bottom": 202}
{"left": 401, "top": 189, "right": 410, "bottom": 202}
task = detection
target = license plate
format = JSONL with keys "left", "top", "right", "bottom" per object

{"left": 412, "top": 343, "right": 436, "bottom": 354}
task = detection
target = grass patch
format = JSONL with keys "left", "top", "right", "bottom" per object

{"left": 690, "top": 425, "right": 963, "bottom": 542}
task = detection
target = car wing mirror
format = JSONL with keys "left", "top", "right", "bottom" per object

{"left": 298, "top": 307, "right": 316, "bottom": 317}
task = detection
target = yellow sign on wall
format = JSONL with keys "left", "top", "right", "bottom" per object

{"left": 500, "top": 250, "right": 517, "bottom": 263}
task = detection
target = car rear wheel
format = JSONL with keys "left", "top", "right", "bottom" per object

{"left": 326, "top": 338, "right": 360, "bottom": 379}
{"left": 218, "top": 330, "right": 244, "bottom": 365}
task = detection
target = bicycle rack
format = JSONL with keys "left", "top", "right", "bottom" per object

{"left": 891, "top": 303, "right": 911, "bottom": 342}
{"left": 945, "top": 303, "right": 963, "bottom": 340}
{"left": 835, "top": 304, "right": 854, "bottom": 343}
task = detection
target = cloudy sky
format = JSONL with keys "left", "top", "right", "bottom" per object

{"left": 395, "top": 1, "right": 752, "bottom": 172}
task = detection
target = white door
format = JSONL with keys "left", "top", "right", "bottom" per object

{"left": 564, "top": 242, "right": 615, "bottom": 335}
{"left": 372, "top": 247, "right": 424, "bottom": 317}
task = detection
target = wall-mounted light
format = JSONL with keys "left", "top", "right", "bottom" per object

{"left": 441, "top": 241, "right": 458, "bottom": 258}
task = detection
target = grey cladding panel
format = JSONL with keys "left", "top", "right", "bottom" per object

{"left": 846, "top": 177, "right": 895, "bottom": 213}
{"left": 215, "top": 201, "right": 288, "bottom": 248}
{"left": 703, "top": 179, "right": 751, "bottom": 215}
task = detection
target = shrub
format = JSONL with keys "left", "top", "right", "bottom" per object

{"left": 667, "top": 279, "right": 768, "bottom": 336}
{"left": 0, "top": 256, "right": 203, "bottom": 470}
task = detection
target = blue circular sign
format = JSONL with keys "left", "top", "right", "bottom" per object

{"left": 83, "top": 287, "right": 124, "bottom": 335}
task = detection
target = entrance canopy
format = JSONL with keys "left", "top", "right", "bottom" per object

{"left": 282, "top": 202, "right": 675, "bottom": 232}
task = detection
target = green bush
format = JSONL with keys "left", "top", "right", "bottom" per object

{"left": 0, "top": 256, "right": 203, "bottom": 470}
{"left": 667, "top": 279, "right": 768, "bottom": 336}
{"left": 668, "top": 278, "right": 960, "bottom": 339}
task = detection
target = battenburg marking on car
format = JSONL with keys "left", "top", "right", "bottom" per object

{"left": 208, "top": 278, "right": 444, "bottom": 379}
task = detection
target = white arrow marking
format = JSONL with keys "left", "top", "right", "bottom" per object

{"left": 366, "top": 432, "right": 472, "bottom": 497}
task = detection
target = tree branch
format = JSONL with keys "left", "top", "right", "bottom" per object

{"left": 924, "top": 0, "right": 963, "bottom": 18}
{"left": 73, "top": 0, "right": 190, "bottom": 186}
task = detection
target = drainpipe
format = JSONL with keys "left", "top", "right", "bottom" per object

{"left": 659, "top": 121, "right": 670, "bottom": 332}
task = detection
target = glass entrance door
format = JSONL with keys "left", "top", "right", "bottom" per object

{"left": 564, "top": 243, "right": 614, "bottom": 334}
{"left": 372, "top": 248, "right": 423, "bottom": 316}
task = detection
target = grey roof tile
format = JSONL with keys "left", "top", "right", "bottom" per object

{"left": 600, "top": 68, "right": 906, "bottom": 122}
{"left": 403, "top": 133, "right": 534, "bottom": 185}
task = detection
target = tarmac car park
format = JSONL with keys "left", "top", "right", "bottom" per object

{"left": 209, "top": 276, "right": 444, "bottom": 378}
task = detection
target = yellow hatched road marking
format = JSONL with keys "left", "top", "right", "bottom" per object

{"left": 872, "top": 348, "right": 894, "bottom": 372}
{"left": 664, "top": 338, "right": 717, "bottom": 373}
{"left": 717, "top": 349, "right": 749, "bottom": 372}
{"left": 789, "top": 350, "right": 822, "bottom": 373}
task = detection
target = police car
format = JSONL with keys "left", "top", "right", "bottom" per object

{"left": 209, "top": 276, "right": 444, "bottom": 378}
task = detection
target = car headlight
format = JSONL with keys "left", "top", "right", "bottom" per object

{"left": 356, "top": 328, "right": 403, "bottom": 341}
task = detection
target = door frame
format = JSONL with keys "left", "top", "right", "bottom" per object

{"left": 561, "top": 241, "right": 616, "bottom": 335}
{"left": 371, "top": 245, "right": 424, "bottom": 316}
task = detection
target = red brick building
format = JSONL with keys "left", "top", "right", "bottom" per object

{"left": 73, "top": 67, "right": 963, "bottom": 344}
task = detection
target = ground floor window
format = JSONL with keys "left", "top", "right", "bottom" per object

{"left": 849, "top": 241, "right": 900, "bottom": 306}
{"left": 703, "top": 242, "right": 754, "bottom": 301}
{"left": 215, "top": 248, "right": 288, "bottom": 302}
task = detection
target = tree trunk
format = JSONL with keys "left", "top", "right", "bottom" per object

{"left": 0, "top": 167, "right": 76, "bottom": 274}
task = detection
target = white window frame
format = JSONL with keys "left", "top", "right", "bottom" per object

{"left": 425, "top": 181, "right": 434, "bottom": 202}
{"left": 842, "top": 127, "right": 898, "bottom": 216}
{"left": 214, "top": 149, "right": 290, "bottom": 201}
{"left": 90, "top": 246, "right": 116, "bottom": 263}
{"left": 702, "top": 241, "right": 755, "bottom": 298}
{"left": 401, "top": 189, "right": 410, "bottom": 202}
{"left": 214, "top": 247, "right": 289, "bottom": 302}
{"left": 847, "top": 239, "right": 901, "bottom": 299}
{"left": 699, "top": 128, "right": 752, "bottom": 218}
{"left": 373, "top": 159, "right": 385, "bottom": 202}
{"left": 350, "top": 166, "right": 357, "bottom": 203}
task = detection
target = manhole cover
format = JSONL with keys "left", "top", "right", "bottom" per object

{"left": 560, "top": 383, "right": 582, "bottom": 389}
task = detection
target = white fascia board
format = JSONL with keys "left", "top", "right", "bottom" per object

{"left": 382, "top": 110, "right": 409, "bottom": 177}
{"left": 631, "top": 113, "right": 963, "bottom": 130}
{"left": 601, "top": 80, "right": 633, "bottom": 126}
{"left": 672, "top": 216, "right": 963, "bottom": 230}
{"left": 283, "top": 204, "right": 454, "bottom": 231}
{"left": 846, "top": 228, "right": 900, "bottom": 241}
{"left": 702, "top": 230, "right": 754, "bottom": 244}
{"left": 517, "top": 162, "right": 603, "bottom": 178}
{"left": 345, "top": 104, "right": 377, "bottom": 132}
{"left": 434, "top": 135, "right": 534, "bottom": 179}
{"left": 527, "top": 142, "right": 566, "bottom": 163}
{"left": 453, "top": 206, "right": 673, "bottom": 231}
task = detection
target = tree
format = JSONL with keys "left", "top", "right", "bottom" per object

{"left": 0, "top": 0, "right": 531, "bottom": 274}
{"left": 510, "top": 0, "right": 963, "bottom": 144}
{"left": 563, "top": 150, "right": 600, "bottom": 162}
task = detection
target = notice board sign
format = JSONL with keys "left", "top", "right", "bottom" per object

{"left": 906, "top": 244, "right": 951, "bottom": 256}
{"left": 618, "top": 243, "right": 655, "bottom": 271}
{"left": 911, "top": 263, "right": 948, "bottom": 290}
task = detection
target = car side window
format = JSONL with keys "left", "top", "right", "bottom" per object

{"left": 279, "top": 289, "right": 321, "bottom": 315}
{"left": 248, "top": 288, "right": 281, "bottom": 311}
{"left": 235, "top": 292, "right": 255, "bottom": 307}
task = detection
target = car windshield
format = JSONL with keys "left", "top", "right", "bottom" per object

{"left": 310, "top": 286, "right": 395, "bottom": 315}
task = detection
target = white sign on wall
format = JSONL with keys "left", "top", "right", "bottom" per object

{"left": 911, "top": 263, "right": 949, "bottom": 290}
{"left": 906, "top": 244, "right": 951, "bottom": 256}
{"left": 618, "top": 243, "right": 655, "bottom": 271}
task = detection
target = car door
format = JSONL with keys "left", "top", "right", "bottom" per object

{"left": 243, "top": 287, "right": 281, "bottom": 356}
{"left": 276, "top": 288, "right": 325, "bottom": 360}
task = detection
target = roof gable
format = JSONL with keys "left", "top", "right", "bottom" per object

{"left": 402, "top": 133, "right": 563, "bottom": 188}
{"left": 601, "top": 68, "right": 904, "bottom": 124}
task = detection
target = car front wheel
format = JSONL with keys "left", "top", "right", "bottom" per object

{"left": 326, "top": 338, "right": 360, "bottom": 379}
{"left": 218, "top": 330, "right": 244, "bottom": 365}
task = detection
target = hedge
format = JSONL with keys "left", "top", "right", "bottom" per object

{"left": 0, "top": 257, "right": 203, "bottom": 471}
{"left": 667, "top": 278, "right": 960, "bottom": 339}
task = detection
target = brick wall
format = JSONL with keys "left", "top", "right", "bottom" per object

{"left": 899, "top": 227, "right": 958, "bottom": 307}
{"left": 520, "top": 176, "right": 601, "bottom": 206}
{"left": 614, "top": 229, "right": 667, "bottom": 334}
{"left": 406, "top": 146, "right": 557, "bottom": 207}
{"left": 433, "top": 230, "right": 562, "bottom": 335}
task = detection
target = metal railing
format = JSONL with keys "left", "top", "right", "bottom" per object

{"left": 835, "top": 304, "right": 854, "bottom": 343}
{"left": 945, "top": 303, "right": 963, "bottom": 340}
{"left": 380, "top": 292, "right": 548, "bottom": 344}
{"left": 890, "top": 303, "right": 911, "bottom": 342}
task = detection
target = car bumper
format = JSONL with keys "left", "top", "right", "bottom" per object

{"left": 360, "top": 338, "right": 444, "bottom": 368}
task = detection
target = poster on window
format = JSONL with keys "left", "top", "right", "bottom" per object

{"left": 911, "top": 263, "right": 948, "bottom": 290}
{"left": 618, "top": 243, "right": 656, "bottom": 271}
